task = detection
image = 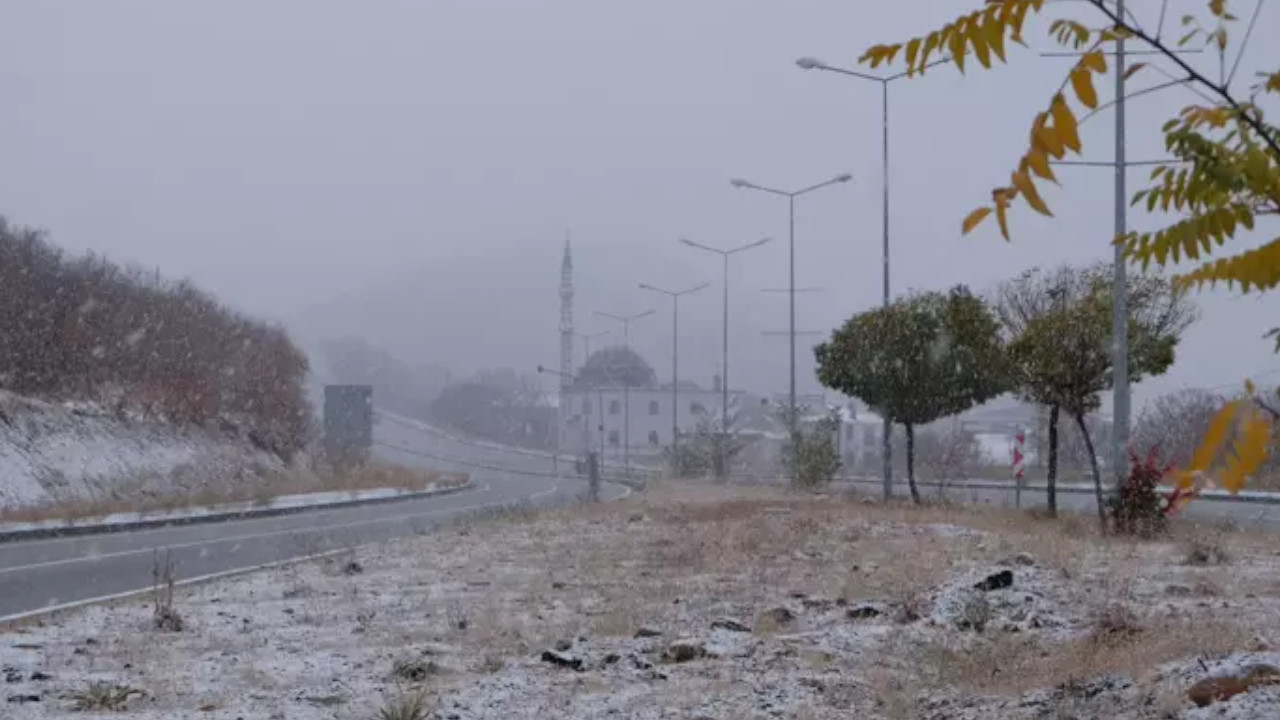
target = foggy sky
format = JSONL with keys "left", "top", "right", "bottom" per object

{"left": 1, "top": 0, "right": 1276, "bottom": 412}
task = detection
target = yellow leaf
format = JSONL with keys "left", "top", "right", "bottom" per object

{"left": 948, "top": 21, "right": 968, "bottom": 73}
{"left": 971, "top": 18, "right": 993, "bottom": 68}
{"left": 992, "top": 189, "right": 1012, "bottom": 240}
{"left": 1080, "top": 49, "right": 1107, "bottom": 74}
{"left": 1070, "top": 67, "right": 1098, "bottom": 108}
{"left": 1216, "top": 28, "right": 1228, "bottom": 50}
{"left": 1245, "top": 378, "right": 1258, "bottom": 395}
{"left": 1209, "top": 0, "right": 1226, "bottom": 16}
{"left": 1222, "top": 410, "right": 1271, "bottom": 493}
{"left": 1011, "top": 169, "right": 1053, "bottom": 216}
{"left": 1025, "top": 145, "right": 1058, "bottom": 182}
{"left": 1050, "top": 94, "right": 1081, "bottom": 152}
{"left": 984, "top": 3, "right": 1007, "bottom": 62}
{"left": 920, "top": 32, "right": 940, "bottom": 71}
{"left": 1189, "top": 399, "right": 1238, "bottom": 472}
{"left": 1034, "top": 126, "right": 1065, "bottom": 158}
{"left": 905, "top": 37, "right": 923, "bottom": 72}
{"left": 961, "top": 206, "right": 994, "bottom": 234}
{"left": 1123, "top": 62, "right": 1146, "bottom": 80}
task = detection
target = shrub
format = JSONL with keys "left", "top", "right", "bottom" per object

{"left": 780, "top": 410, "right": 843, "bottom": 488}
{"left": 0, "top": 217, "right": 312, "bottom": 457}
{"left": 1108, "top": 446, "right": 1171, "bottom": 537}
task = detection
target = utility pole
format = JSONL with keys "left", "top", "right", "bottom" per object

{"left": 1038, "top": 19, "right": 1200, "bottom": 485}
{"left": 594, "top": 309, "right": 655, "bottom": 477}
{"left": 762, "top": 328, "right": 824, "bottom": 463}
{"left": 1112, "top": 0, "right": 1130, "bottom": 484}
{"left": 639, "top": 281, "right": 710, "bottom": 470}
{"left": 679, "top": 236, "right": 772, "bottom": 478}
{"left": 730, "top": 172, "right": 852, "bottom": 479}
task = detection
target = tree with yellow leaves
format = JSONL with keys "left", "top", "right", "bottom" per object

{"left": 860, "top": 0, "right": 1278, "bottom": 500}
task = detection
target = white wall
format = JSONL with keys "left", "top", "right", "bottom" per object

{"left": 561, "top": 388, "right": 736, "bottom": 459}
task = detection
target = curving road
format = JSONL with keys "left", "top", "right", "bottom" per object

{"left": 0, "top": 414, "right": 620, "bottom": 622}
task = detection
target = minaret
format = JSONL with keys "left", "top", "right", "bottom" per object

{"left": 559, "top": 231, "right": 574, "bottom": 419}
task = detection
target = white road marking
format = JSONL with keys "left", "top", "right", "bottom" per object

{"left": 0, "top": 480, "right": 485, "bottom": 551}
{"left": 0, "top": 548, "right": 352, "bottom": 625}
{"left": 0, "top": 480, "right": 573, "bottom": 577}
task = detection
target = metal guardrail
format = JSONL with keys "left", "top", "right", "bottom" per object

{"left": 732, "top": 471, "right": 1280, "bottom": 505}
{"left": 375, "top": 412, "right": 1280, "bottom": 507}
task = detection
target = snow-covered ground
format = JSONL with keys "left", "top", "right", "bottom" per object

{"left": 0, "top": 391, "right": 283, "bottom": 511}
{"left": 4, "top": 481, "right": 1280, "bottom": 718}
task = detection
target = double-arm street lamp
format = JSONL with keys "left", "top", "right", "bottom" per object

{"left": 638, "top": 281, "right": 710, "bottom": 465}
{"left": 794, "top": 55, "right": 947, "bottom": 498}
{"left": 593, "top": 309, "right": 655, "bottom": 476}
{"left": 679, "top": 236, "right": 772, "bottom": 477}
{"left": 729, "top": 172, "right": 852, "bottom": 467}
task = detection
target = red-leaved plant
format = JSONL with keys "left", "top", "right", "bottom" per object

{"left": 1109, "top": 446, "right": 1176, "bottom": 537}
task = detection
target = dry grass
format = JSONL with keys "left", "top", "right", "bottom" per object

{"left": 9, "top": 479, "right": 1280, "bottom": 718}
{"left": 0, "top": 462, "right": 468, "bottom": 525}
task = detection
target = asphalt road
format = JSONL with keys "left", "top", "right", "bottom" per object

{"left": 5, "top": 416, "right": 1277, "bottom": 621}
{"left": 0, "top": 416, "right": 619, "bottom": 622}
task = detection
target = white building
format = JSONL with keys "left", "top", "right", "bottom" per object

{"left": 561, "top": 383, "right": 742, "bottom": 462}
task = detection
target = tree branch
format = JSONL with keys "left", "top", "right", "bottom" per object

{"left": 1087, "top": 0, "right": 1280, "bottom": 165}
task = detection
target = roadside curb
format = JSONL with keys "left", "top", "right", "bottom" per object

{"left": 0, "top": 481, "right": 475, "bottom": 545}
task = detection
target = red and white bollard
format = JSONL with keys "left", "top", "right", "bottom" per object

{"left": 1013, "top": 431, "right": 1026, "bottom": 508}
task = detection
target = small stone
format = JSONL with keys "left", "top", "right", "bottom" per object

{"left": 974, "top": 570, "right": 1014, "bottom": 592}
{"left": 628, "top": 513, "right": 645, "bottom": 523}
{"left": 1251, "top": 635, "right": 1273, "bottom": 652}
{"left": 1013, "top": 552, "right": 1035, "bottom": 567}
{"left": 540, "top": 650, "right": 583, "bottom": 671}
{"left": 341, "top": 561, "right": 363, "bottom": 576}
{"left": 789, "top": 590, "right": 808, "bottom": 599}
{"left": 634, "top": 626, "right": 662, "bottom": 639}
{"left": 711, "top": 618, "right": 751, "bottom": 633}
{"left": 551, "top": 581, "right": 566, "bottom": 590}
{"left": 5, "top": 694, "right": 39, "bottom": 704}
{"left": 1164, "top": 584, "right": 1192, "bottom": 597}
{"left": 1187, "top": 664, "right": 1280, "bottom": 707}
{"left": 28, "top": 672, "right": 51, "bottom": 682}
{"left": 665, "top": 638, "right": 706, "bottom": 663}
{"left": 554, "top": 639, "right": 573, "bottom": 652}
{"left": 801, "top": 597, "right": 833, "bottom": 612}
{"left": 760, "top": 606, "right": 796, "bottom": 626}
{"left": 846, "top": 603, "right": 885, "bottom": 620}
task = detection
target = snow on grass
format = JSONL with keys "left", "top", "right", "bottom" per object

{"left": 3, "top": 481, "right": 1280, "bottom": 718}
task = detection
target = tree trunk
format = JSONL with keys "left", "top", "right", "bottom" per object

{"left": 906, "top": 422, "right": 920, "bottom": 504}
{"left": 1073, "top": 411, "right": 1107, "bottom": 532}
{"left": 1046, "top": 403, "right": 1060, "bottom": 517}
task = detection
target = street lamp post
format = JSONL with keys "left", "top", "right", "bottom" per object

{"left": 794, "top": 56, "right": 946, "bottom": 499}
{"left": 679, "top": 236, "right": 772, "bottom": 478}
{"left": 593, "top": 309, "right": 655, "bottom": 477}
{"left": 639, "top": 281, "right": 710, "bottom": 470}
{"left": 729, "top": 172, "right": 852, "bottom": 478}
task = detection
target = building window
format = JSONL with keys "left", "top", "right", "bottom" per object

{"left": 648, "top": 430, "right": 659, "bottom": 446}
{"left": 608, "top": 430, "right": 620, "bottom": 446}
{"left": 609, "top": 399, "right": 621, "bottom": 415}
{"left": 690, "top": 401, "right": 707, "bottom": 416}
{"left": 648, "top": 400, "right": 659, "bottom": 415}
{"left": 582, "top": 398, "right": 591, "bottom": 415}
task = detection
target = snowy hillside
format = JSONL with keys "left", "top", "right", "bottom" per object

{"left": 0, "top": 391, "right": 282, "bottom": 511}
